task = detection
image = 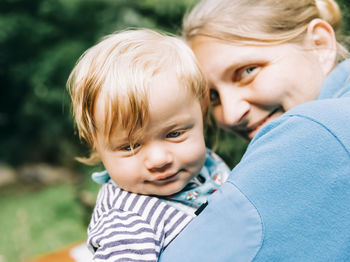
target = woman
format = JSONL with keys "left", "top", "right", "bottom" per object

{"left": 160, "top": 0, "right": 350, "bottom": 261}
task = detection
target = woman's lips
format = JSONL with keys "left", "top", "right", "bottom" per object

{"left": 232, "top": 107, "right": 282, "bottom": 139}
{"left": 249, "top": 110, "right": 276, "bottom": 130}
{"left": 247, "top": 108, "right": 282, "bottom": 138}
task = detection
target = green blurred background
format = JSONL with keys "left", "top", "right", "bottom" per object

{"left": 0, "top": 0, "right": 349, "bottom": 261}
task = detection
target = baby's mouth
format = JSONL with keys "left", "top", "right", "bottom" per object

{"left": 158, "top": 173, "right": 178, "bottom": 181}
{"left": 151, "top": 169, "right": 184, "bottom": 184}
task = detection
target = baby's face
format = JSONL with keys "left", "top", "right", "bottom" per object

{"left": 94, "top": 71, "right": 206, "bottom": 196}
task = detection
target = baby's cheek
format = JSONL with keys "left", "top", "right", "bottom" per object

{"left": 189, "top": 143, "right": 206, "bottom": 171}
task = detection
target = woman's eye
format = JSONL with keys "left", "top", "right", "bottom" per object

{"left": 235, "top": 65, "right": 258, "bottom": 82}
{"left": 242, "top": 66, "right": 257, "bottom": 77}
{"left": 209, "top": 89, "right": 220, "bottom": 106}
{"left": 167, "top": 131, "right": 182, "bottom": 138}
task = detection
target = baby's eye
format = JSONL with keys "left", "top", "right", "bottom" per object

{"left": 166, "top": 131, "right": 182, "bottom": 138}
{"left": 209, "top": 89, "right": 220, "bottom": 106}
{"left": 121, "top": 143, "right": 140, "bottom": 151}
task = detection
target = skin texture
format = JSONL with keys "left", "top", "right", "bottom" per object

{"left": 94, "top": 70, "right": 206, "bottom": 196}
{"left": 190, "top": 19, "right": 336, "bottom": 140}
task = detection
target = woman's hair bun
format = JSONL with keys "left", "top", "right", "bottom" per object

{"left": 316, "top": 0, "right": 341, "bottom": 31}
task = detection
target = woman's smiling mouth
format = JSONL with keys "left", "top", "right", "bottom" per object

{"left": 232, "top": 107, "right": 283, "bottom": 139}
{"left": 247, "top": 107, "right": 283, "bottom": 139}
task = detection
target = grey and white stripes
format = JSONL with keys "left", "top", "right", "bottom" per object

{"left": 87, "top": 181, "right": 193, "bottom": 262}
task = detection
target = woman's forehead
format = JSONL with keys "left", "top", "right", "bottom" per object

{"left": 191, "top": 37, "right": 269, "bottom": 74}
{"left": 193, "top": 36, "right": 301, "bottom": 64}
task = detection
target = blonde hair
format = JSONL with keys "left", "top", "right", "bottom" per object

{"left": 183, "top": 0, "right": 349, "bottom": 60}
{"left": 67, "top": 29, "right": 208, "bottom": 165}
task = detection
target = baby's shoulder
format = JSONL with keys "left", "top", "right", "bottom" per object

{"left": 95, "top": 181, "right": 163, "bottom": 217}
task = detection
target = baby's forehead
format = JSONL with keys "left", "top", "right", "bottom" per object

{"left": 95, "top": 67, "right": 195, "bottom": 116}
{"left": 93, "top": 87, "right": 147, "bottom": 142}
{"left": 94, "top": 80, "right": 201, "bottom": 145}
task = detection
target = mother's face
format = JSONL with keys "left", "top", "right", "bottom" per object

{"left": 190, "top": 21, "right": 336, "bottom": 140}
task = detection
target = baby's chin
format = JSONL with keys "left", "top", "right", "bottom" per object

{"left": 128, "top": 180, "right": 188, "bottom": 197}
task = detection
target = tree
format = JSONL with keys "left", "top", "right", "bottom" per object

{"left": 0, "top": 0, "right": 348, "bottom": 169}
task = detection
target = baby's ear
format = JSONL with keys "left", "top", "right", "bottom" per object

{"left": 303, "top": 18, "right": 337, "bottom": 75}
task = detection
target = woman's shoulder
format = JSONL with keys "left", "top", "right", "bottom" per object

{"left": 285, "top": 97, "right": 350, "bottom": 143}
{"left": 287, "top": 96, "right": 350, "bottom": 119}
{"left": 250, "top": 96, "right": 350, "bottom": 155}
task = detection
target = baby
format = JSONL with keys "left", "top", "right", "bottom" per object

{"left": 67, "top": 29, "right": 229, "bottom": 261}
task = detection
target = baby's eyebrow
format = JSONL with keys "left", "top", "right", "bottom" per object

{"left": 160, "top": 114, "right": 194, "bottom": 127}
{"left": 157, "top": 120, "right": 192, "bottom": 134}
{"left": 105, "top": 132, "right": 129, "bottom": 149}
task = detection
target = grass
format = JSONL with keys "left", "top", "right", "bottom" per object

{"left": 0, "top": 180, "right": 99, "bottom": 262}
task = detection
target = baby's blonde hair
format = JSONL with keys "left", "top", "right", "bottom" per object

{"left": 67, "top": 29, "right": 208, "bottom": 165}
{"left": 183, "top": 0, "right": 349, "bottom": 61}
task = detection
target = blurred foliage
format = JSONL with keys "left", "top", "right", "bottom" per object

{"left": 1, "top": 0, "right": 349, "bottom": 169}
{"left": 0, "top": 0, "right": 200, "bottom": 169}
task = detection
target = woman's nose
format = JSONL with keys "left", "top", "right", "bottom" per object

{"left": 213, "top": 90, "right": 250, "bottom": 127}
{"left": 144, "top": 143, "right": 173, "bottom": 172}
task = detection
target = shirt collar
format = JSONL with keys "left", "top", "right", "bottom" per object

{"left": 318, "top": 59, "right": 350, "bottom": 99}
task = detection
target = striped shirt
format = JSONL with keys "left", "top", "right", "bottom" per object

{"left": 87, "top": 182, "right": 193, "bottom": 262}
{"left": 87, "top": 149, "right": 230, "bottom": 261}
